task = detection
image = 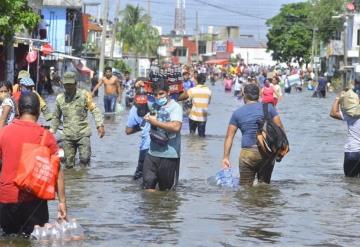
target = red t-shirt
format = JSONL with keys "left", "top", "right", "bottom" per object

{"left": 0, "top": 119, "right": 58, "bottom": 203}
{"left": 262, "top": 86, "right": 275, "bottom": 105}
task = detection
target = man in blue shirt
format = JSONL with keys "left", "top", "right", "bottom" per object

{"left": 143, "top": 79, "right": 183, "bottom": 191}
{"left": 316, "top": 76, "right": 328, "bottom": 98}
{"left": 222, "top": 83, "right": 285, "bottom": 186}
{"left": 126, "top": 104, "right": 151, "bottom": 180}
{"left": 182, "top": 71, "right": 195, "bottom": 91}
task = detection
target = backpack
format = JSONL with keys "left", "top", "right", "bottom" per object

{"left": 257, "top": 103, "right": 289, "bottom": 162}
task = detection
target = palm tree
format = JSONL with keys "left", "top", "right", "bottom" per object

{"left": 117, "top": 4, "right": 160, "bottom": 76}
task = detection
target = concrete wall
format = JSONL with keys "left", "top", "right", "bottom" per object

{"left": 233, "top": 47, "right": 275, "bottom": 66}
{"left": 349, "top": 14, "right": 360, "bottom": 60}
{"left": 43, "top": 0, "right": 82, "bottom": 7}
{"left": 42, "top": 7, "right": 67, "bottom": 53}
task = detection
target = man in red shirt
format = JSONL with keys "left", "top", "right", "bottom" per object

{"left": 0, "top": 92, "right": 66, "bottom": 235}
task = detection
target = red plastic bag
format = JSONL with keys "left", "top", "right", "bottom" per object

{"left": 14, "top": 130, "right": 60, "bottom": 200}
{"left": 26, "top": 51, "right": 38, "bottom": 63}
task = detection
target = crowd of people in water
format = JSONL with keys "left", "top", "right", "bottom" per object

{"left": 0, "top": 59, "right": 356, "bottom": 239}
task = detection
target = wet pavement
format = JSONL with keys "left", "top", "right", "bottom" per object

{"left": 1, "top": 83, "right": 360, "bottom": 246}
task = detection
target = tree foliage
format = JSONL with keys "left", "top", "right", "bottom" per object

{"left": 309, "top": 0, "right": 345, "bottom": 44}
{"left": 113, "top": 59, "right": 132, "bottom": 74}
{"left": 117, "top": 4, "right": 160, "bottom": 57}
{"left": 0, "top": 0, "right": 39, "bottom": 40}
{"left": 266, "top": 2, "right": 313, "bottom": 64}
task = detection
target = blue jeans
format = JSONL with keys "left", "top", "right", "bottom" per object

{"left": 189, "top": 119, "right": 206, "bottom": 137}
{"left": 103, "top": 95, "right": 117, "bottom": 112}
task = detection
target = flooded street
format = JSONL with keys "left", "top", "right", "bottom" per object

{"left": 3, "top": 83, "right": 360, "bottom": 246}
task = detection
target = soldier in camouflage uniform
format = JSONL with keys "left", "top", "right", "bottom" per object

{"left": 50, "top": 72, "right": 105, "bottom": 168}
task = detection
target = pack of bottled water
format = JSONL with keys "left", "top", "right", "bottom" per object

{"left": 215, "top": 168, "right": 239, "bottom": 188}
{"left": 30, "top": 218, "right": 85, "bottom": 243}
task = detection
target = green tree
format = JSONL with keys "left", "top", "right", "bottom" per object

{"left": 0, "top": 0, "right": 39, "bottom": 80}
{"left": 113, "top": 59, "right": 132, "bottom": 74}
{"left": 0, "top": 0, "right": 39, "bottom": 39}
{"left": 309, "top": 0, "right": 345, "bottom": 44}
{"left": 266, "top": 2, "right": 313, "bottom": 65}
{"left": 117, "top": 4, "right": 161, "bottom": 76}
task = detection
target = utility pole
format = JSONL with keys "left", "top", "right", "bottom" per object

{"left": 99, "top": 0, "right": 109, "bottom": 78}
{"left": 311, "top": 26, "right": 318, "bottom": 82}
{"left": 110, "top": 0, "right": 120, "bottom": 60}
{"left": 195, "top": 11, "right": 199, "bottom": 61}
{"left": 344, "top": 15, "right": 348, "bottom": 89}
{"left": 311, "top": 28, "right": 315, "bottom": 68}
{"left": 148, "top": 0, "right": 151, "bottom": 22}
{"left": 314, "top": 27, "right": 318, "bottom": 83}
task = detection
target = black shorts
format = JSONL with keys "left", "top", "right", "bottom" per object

{"left": 0, "top": 199, "right": 49, "bottom": 235}
{"left": 143, "top": 153, "right": 180, "bottom": 191}
{"left": 344, "top": 152, "right": 360, "bottom": 177}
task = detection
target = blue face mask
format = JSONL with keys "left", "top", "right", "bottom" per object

{"left": 155, "top": 96, "right": 168, "bottom": 106}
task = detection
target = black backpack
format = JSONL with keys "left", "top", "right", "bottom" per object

{"left": 257, "top": 103, "right": 289, "bottom": 162}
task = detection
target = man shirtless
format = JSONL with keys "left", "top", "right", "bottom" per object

{"left": 92, "top": 66, "right": 122, "bottom": 112}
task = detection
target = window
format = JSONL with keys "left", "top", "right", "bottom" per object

{"left": 357, "top": 29, "right": 360, "bottom": 46}
{"left": 198, "top": 41, "right": 206, "bottom": 54}
{"left": 331, "top": 31, "right": 341, "bottom": 41}
{"left": 173, "top": 47, "right": 187, "bottom": 57}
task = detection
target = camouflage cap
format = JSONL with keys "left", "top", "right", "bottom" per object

{"left": 18, "top": 70, "right": 30, "bottom": 80}
{"left": 63, "top": 72, "right": 76, "bottom": 84}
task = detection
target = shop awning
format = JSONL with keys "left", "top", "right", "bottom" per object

{"left": 205, "top": 59, "right": 228, "bottom": 65}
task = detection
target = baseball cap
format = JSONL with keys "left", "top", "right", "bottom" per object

{"left": 20, "top": 77, "right": 35, "bottom": 87}
{"left": 63, "top": 72, "right": 76, "bottom": 84}
{"left": 18, "top": 70, "right": 30, "bottom": 80}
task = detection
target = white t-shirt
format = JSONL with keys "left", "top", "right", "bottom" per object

{"left": 0, "top": 98, "right": 16, "bottom": 125}
{"left": 343, "top": 113, "right": 360, "bottom": 152}
{"left": 233, "top": 77, "right": 242, "bottom": 91}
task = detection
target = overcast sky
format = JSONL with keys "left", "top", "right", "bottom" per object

{"left": 85, "top": 0, "right": 304, "bottom": 40}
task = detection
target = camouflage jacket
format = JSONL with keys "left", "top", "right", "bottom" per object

{"left": 50, "top": 88, "right": 103, "bottom": 140}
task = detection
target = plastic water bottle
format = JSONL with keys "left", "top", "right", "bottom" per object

{"left": 40, "top": 224, "right": 50, "bottom": 242}
{"left": 215, "top": 170, "right": 225, "bottom": 186}
{"left": 215, "top": 168, "right": 238, "bottom": 188}
{"left": 49, "top": 224, "right": 61, "bottom": 241}
{"left": 223, "top": 168, "right": 233, "bottom": 187}
{"left": 58, "top": 220, "right": 72, "bottom": 241}
{"left": 30, "top": 225, "right": 41, "bottom": 240}
{"left": 69, "top": 219, "right": 85, "bottom": 240}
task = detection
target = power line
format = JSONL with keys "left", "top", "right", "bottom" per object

{"left": 192, "top": 0, "right": 268, "bottom": 20}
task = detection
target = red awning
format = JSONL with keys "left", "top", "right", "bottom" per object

{"left": 205, "top": 59, "right": 228, "bottom": 65}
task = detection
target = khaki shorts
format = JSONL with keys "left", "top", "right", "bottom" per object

{"left": 239, "top": 147, "right": 275, "bottom": 186}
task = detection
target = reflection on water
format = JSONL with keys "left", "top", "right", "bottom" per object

{"left": 2, "top": 84, "right": 360, "bottom": 246}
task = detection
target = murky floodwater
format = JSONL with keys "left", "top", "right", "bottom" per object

{"left": 2, "top": 82, "right": 360, "bottom": 247}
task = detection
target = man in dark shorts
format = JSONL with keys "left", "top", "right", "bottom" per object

{"left": 143, "top": 79, "right": 183, "bottom": 191}
{"left": 0, "top": 92, "right": 66, "bottom": 234}
{"left": 222, "top": 83, "right": 285, "bottom": 186}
